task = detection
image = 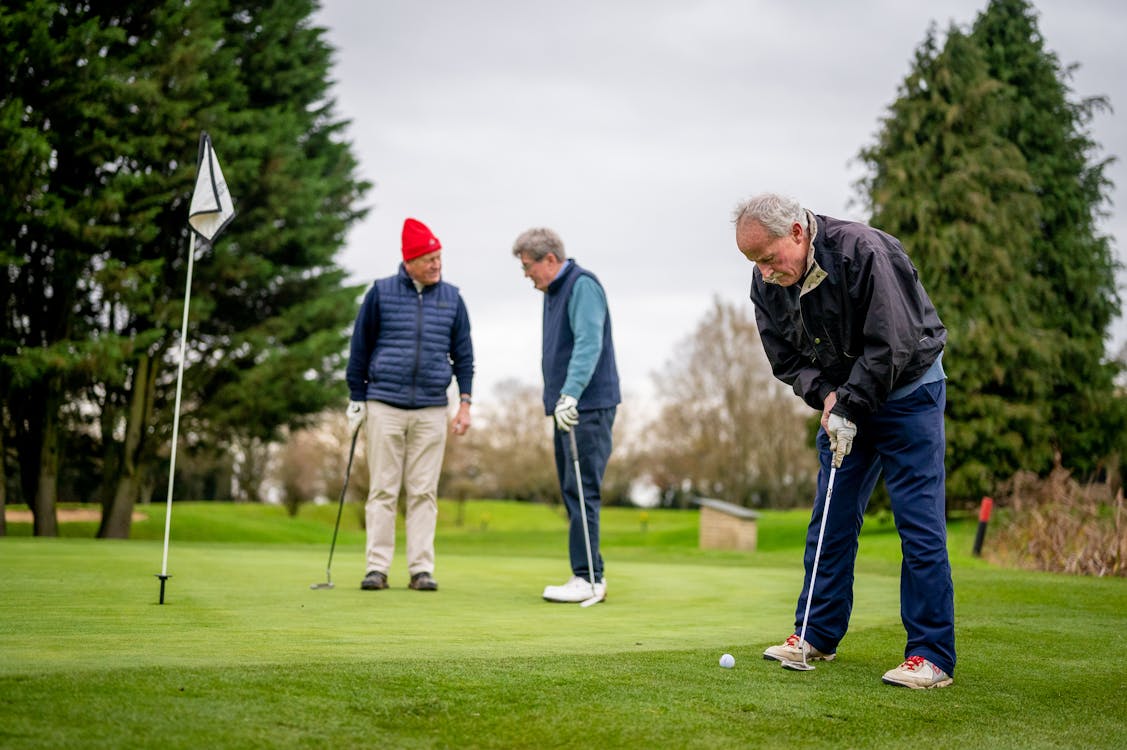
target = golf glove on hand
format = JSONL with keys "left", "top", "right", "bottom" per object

{"left": 346, "top": 401, "right": 366, "bottom": 434}
{"left": 554, "top": 395, "right": 579, "bottom": 432}
{"left": 827, "top": 413, "right": 857, "bottom": 468}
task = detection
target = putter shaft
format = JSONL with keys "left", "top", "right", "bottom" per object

{"left": 568, "top": 430, "right": 602, "bottom": 608}
{"left": 312, "top": 426, "right": 360, "bottom": 591}
{"left": 789, "top": 465, "right": 837, "bottom": 673}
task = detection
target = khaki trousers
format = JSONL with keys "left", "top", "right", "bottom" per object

{"left": 364, "top": 401, "right": 448, "bottom": 577}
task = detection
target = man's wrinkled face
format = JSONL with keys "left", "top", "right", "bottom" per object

{"left": 405, "top": 250, "right": 442, "bottom": 286}
{"left": 735, "top": 219, "right": 807, "bottom": 287}
{"left": 519, "top": 251, "right": 559, "bottom": 293}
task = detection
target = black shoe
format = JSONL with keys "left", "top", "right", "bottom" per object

{"left": 408, "top": 572, "right": 438, "bottom": 591}
{"left": 360, "top": 570, "right": 388, "bottom": 590}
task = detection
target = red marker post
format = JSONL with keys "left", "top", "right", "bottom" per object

{"left": 972, "top": 496, "right": 993, "bottom": 556}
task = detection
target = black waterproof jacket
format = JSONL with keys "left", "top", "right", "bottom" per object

{"left": 750, "top": 214, "right": 946, "bottom": 422}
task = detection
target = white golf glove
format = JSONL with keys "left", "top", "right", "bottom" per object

{"left": 346, "top": 400, "right": 366, "bottom": 434}
{"left": 554, "top": 394, "right": 579, "bottom": 432}
{"left": 827, "top": 413, "right": 857, "bottom": 468}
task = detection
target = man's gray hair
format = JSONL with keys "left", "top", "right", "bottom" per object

{"left": 512, "top": 227, "right": 566, "bottom": 261}
{"left": 732, "top": 193, "right": 805, "bottom": 237}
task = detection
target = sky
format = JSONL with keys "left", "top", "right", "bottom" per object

{"left": 313, "top": 0, "right": 1127, "bottom": 410}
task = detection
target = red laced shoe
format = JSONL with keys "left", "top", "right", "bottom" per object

{"left": 881, "top": 655, "right": 953, "bottom": 689}
{"left": 762, "top": 633, "right": 835, "bottom": 663}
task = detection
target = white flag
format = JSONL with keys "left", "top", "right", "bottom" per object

{"left": 188, "top": 131, "right": 236, "bottom": 242}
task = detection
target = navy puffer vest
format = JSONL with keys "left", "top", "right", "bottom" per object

{"left": 367, "top": 266, "right": 460, "bottom": 408}
{"left": 541, "top": 261, "right": 621, "bottom": 414}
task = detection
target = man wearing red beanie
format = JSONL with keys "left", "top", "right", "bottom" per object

{"left": 345, "top": 218, "right": 474, "bottom": 592}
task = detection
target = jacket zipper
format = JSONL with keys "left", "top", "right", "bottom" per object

{"left": 410, "top": 288, "right": 423, "bottom": 405}
{"left": 798, "top": 295, "right": 817, "bottom": 363}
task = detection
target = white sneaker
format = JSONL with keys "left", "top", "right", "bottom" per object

{"left": 881, "top": 656, "right": 953, "bottom": 689}
{"left": 542, "top": 576, "right": 606, "bottom": 603}
{"left": 762, "top": 634, "right": 835, "bottom": 663}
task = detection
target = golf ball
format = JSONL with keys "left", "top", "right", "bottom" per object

{"left": 719, "top": 653, "right": 735, "bottom": 669}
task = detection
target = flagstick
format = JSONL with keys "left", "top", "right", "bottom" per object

{"left": 157, "top": 231, "right": 198, "bottom": 604}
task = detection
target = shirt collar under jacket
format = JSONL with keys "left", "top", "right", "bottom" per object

{"left": 552, "top": 258, "right": 573, "bottom": 283}
{"left": 799, "top": 209, "right": 827, "bottom": 297}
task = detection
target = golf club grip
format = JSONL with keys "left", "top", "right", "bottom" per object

{"left": 341, "top": 426, "right": 360, "bottom": 489}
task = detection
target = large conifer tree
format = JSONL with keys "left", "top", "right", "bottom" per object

{"left": 857, "top": 0, "right": 1123, "bottom": 500}
{"left": 1, "top": 1, "right": 369, "bottom": 536}
{"left": 969, "top": 0, "right": 1122, "bottom": 476}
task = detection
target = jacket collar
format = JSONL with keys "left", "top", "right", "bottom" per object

{"left": 398, "top": 262, "right": 432, "bottom": 293}
{"left": 799, "top": 211, "right": 827, "bottom": 297}
{"left": 546, "top": 259, "right": 577, "bottom": 295}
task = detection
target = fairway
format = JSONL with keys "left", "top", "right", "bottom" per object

{"left": 2, "top": 501, "right": 1125, "bottom": 749}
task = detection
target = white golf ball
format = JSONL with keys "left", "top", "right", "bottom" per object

{"left": 719, "top": 653, "right": 735, "bottom": 669}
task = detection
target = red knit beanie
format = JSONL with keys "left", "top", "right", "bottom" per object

{"left": 401, "top": 218, "right": 442, "bottom": 261}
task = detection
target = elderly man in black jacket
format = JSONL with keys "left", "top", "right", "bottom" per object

{"left": 734, "top": 193, "right": 955, "bottom": 689}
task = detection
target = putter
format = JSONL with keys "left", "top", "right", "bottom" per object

{"left": 781, "top": 463, "right": 838, "bottom": 672}
{"left": 568, "top": 429, "right": 603, "bottom": 608}
{"left": 310, "top": 425, "right": 360, "bottom": 590}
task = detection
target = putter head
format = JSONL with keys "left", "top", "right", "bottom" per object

{"left": 780, "top": 659, "right": 815, "bottom": 672}
{"left": 309, "top": 582, "right": 334, "bottom": 590}
{"left": 579, "top": 579, "right": 604, "bottom": 608}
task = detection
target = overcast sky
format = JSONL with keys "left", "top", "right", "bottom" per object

{"left": 314, "top": 0, "right": 1127, "bottom": 409}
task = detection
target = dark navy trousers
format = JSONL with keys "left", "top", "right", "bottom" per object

{"left": 553, "top": 407, "right": 615, "bottom": 582}
{"left": 796, "top": 380, "right": 956, "bottom": 675}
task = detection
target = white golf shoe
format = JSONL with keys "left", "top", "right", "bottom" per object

{"left": 542, "top": 576, "right": 606, "bottom": 603}
{"left": 762, "top": 634, "right": 835, "bottom": 663}
{"left": 881, "top": 656, "right": 953, "bottom": 689}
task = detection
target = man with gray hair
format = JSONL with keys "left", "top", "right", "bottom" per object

{"left": 733, "top": 193, "right": 955, "bottom": 689}
{"left": 513, "top": 227, "right": 620, "bottom": 604}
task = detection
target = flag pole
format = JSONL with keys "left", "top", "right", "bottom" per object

{"left": 157, "top": 131, "right": 235, "bottom": 604}
{"left": 157, "top": 230, "right": 198, "bottom": 604}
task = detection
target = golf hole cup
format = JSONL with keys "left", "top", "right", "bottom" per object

{"left": 719, "top": 653, "right": 735, "bottom": 669}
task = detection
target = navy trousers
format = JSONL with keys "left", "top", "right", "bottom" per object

{"left": 795, "top": 380, "right": 956, "bottom": 675}
{"left": 552, "top": 406, "right": 615, "bottom": 581}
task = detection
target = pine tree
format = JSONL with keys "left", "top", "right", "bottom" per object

{"left": 0, "top": 0, "right": 172, "bottom": 534}
{"left": 95, "top": 0, "right": 370, "bottom": 534}
{"left": 1, "top": 1, "right": 369, "bottom": 536}
{"left": 857, "top": 2, "right": 1124, "bottom": 500}
{"left": 969, "top": 0, "right": 1123, "bottom": 476}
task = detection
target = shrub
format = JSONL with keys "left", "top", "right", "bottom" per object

{"left": 988, "top": 467, "right": 1125, "bottom": 577}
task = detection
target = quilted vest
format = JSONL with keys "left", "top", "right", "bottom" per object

{"left": 541, "top": 261, "right": 621, "bottom": 414}
{"left": 367, "top": 267, "right": 460, "bottom": 407}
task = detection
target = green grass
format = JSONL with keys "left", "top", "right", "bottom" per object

{"left": 2, "top": 501, "right": 1124, "bottom": 749}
